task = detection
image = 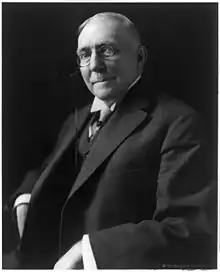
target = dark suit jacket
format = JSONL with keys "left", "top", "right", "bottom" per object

{"left": 4, "top": 80, "right": 214, "bottom": 269}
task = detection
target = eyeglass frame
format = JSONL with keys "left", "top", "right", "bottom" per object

{"left": 76, "top": 43, "right": 121, "bottom": 67}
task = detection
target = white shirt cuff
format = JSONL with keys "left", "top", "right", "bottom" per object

{"left": 82, "top": 234, "right": 97, "bottom": 269}
{"left": 14, "top": 194, "right": 31, "bottom": 209}
{"left": 14, "top": 197, "right": 97, "bottom": 269}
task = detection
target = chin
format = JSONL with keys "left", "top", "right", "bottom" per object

{"left": 92, "top": 87, "right": 114, "bottom": 101}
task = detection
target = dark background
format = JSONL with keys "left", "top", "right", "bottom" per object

{"left": 2, "top": 3, "right": 218, "bottom": 202}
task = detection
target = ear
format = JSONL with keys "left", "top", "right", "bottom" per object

{"left": 137, "top": 45, "right": 148, "bottom": 74}
{"left": 138, "top": 45, "right": 148, "bottom": 63}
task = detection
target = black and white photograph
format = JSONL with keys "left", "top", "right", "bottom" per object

{"left": 2, "top": 2, "right": 217, "bottom": 269}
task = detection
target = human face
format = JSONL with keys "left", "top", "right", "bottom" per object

{"left": 77, "top": 18, "right": 140, "bottom": 103}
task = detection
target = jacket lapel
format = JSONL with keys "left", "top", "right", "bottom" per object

{"left": 30, "top": 105, "right": 90, "bottom": 202}
{"left": 67, "top": 91, "right": 149, "bottom": 199}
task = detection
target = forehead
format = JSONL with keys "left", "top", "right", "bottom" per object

{"left": 77, "top": 18, "right": 130, "bottom": 50}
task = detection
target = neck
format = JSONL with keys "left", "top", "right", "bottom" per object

{"left": 102, "top": 75, "right": 141, "bottom": 107}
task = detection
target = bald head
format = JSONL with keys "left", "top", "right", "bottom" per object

{"left": 78, "top": 12, "right": 141, "bottom": 50}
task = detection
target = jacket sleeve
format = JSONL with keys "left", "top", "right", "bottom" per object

{"left": 3, "top": 113, "right": 76, "bottom": 254}
{"left": 88, "top": 112, "right": 215, "bottom": 269}
{"left": 5, "top": 112, "right": 76, "bottom": 209}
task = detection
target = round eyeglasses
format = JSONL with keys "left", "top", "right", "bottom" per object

{"left": 76, "top": 44, "right": 120, "bottom": 67}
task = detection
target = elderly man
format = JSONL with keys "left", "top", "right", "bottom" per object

{"left": 4, "top": 12, "right": 213, "bottom": 269}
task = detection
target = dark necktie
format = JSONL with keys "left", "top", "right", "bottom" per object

{"left": 89, "top": 107, "right": 112, "bottom": 140}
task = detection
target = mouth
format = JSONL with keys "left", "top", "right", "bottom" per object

{"left": 91, "top": 77, "right": 116, "bottom": 85}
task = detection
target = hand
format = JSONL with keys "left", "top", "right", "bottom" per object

{"left": 54, "top": 240, "right": 83, "bottom": 269}
{"left": 16, "top": 204, "right": 29, "bottom": 239}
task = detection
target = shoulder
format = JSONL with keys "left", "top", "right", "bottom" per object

{"left": 56, "top": 103, "right": 92, "bottom": 141}
{"left": 150, "top": 92, "right": 200, "bottom": 124}
{"left": 61, "top": 104, "right": 91, "bottom": 131}
{"left": 155, "top": 92, "right": 196, "bottom": 116}
{"left": 145, "top": 92, "right": 205, "bottom": 142}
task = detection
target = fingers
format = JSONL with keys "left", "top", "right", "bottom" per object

{"left": 54, "top": 240, "right": 82, "bottom": 269}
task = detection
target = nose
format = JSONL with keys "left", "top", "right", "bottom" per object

{"left": 89, "top": 50, "right": 106, "bottom": 72}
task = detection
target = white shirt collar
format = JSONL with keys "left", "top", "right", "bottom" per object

{"left": 90, "top": 97, "right": 116, "bottom": 113}
{"left": 90, "top": 76, "right": 141, "bottom": 113}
